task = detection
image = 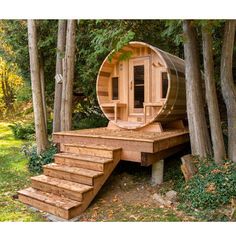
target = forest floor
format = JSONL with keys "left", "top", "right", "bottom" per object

{"left": 0, "top": 122, "right": 196, "bottom": 222}
{"left": 77, "top": 161, "right": 196, "bottom": 222}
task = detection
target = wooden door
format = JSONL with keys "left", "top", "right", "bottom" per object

{"left": 128, "top": 57, "right": 150, "bottom": 116}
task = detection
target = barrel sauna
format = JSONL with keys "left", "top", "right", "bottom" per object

{"left": 96, "top": 41, "right": 186, "bottom": 130}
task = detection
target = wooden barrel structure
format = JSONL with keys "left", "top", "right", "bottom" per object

{"left": 96, "top": 41, "right": 186, "bottom": 130}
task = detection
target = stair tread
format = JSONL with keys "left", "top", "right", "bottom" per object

{"left": 63, "top": 143, "right": 121, "bottom": 151}
{"left": 44, "top": 163, "right": 103, "bottom": 178}
{"left": 18, "top": 187, "right": 81, "bottom": 210}
{"left": 55, "top": 153, "right": 113, "bottom": 163}
{"left": 31, "top": 175, "right": 93, "bottom": 193}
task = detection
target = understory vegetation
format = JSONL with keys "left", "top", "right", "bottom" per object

{"left": 22, "top": 143, "right": 57, "bottom": 173}
{"left": 163, "top": 156, "right": 236, "bottom": 221}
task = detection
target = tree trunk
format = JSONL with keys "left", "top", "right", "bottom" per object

{"left": 53, "top": 20, "right": 67, "bottom": 132}
{"left": 183, "top": 20, "right": 212, "bottom": 159}
{"left": 27, "top": 19, "right": 48, "bottom": 154}
{"left": 202, "top": 23, "right": 226, "bottom": 164}
{"left": 220, "top": 20, "right": 236, "bottom": 162}
{"left": 39, "top": 54, "right": 47, "bottom": 132}
{"left": 61, "top": 20, "right": 77, "bottom": 131}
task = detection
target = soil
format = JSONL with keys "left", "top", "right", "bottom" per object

{"left": 77, "top": 158, "right": 196, "bottom": 222}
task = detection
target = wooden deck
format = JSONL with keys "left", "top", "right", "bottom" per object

{"left": 19, "top": 126, "right": 189, "bottom": 220}
{"left": 53, "top": 127, "right": 189, "bottom": 165}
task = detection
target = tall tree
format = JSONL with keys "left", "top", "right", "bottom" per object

{"left": 220, "top": 20, "right": 236, "bottom": 162}
{"left": 53, "top": 20, "right": 67, "bottom": 132}
{"left": 27, "top": 20, "right": 48, "bottom": 154}
{"left": 39, "top": 54, "right": 47, "bottom": 131}
{"left": 60, "top": 20, "right": 77, "bottom": 131}
{"left": 202, "top": 22, "right": 226, "bottom": 164}
{"left": 183, "top": 20, "right": 212, "bottom": 159}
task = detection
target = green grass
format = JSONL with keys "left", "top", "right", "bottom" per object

{"left": 0, "top": 122, "right": 46, "bottom": 221}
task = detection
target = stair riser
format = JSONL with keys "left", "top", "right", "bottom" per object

{"left": 31, "top": 180, "right": 88, "bottom": 201}
{"left": 44, "top": 168, "right": 94, "bottom": 186}
{"left": 61, "top": 145, "right": 113, "bottom": 159}
{"left": 18, "top": 194, "right": 70, "bottom": 220}
{"left": 55, "top": 156, "right": 104, "bottom": 171}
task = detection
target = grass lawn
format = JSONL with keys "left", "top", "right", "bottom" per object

{"left": 0, "top": 122, "right": 46, "bottom": 221}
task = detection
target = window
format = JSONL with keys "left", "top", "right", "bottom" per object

{"left": 134, "top": 65, "right": 144, "bottom": 108}
{"left": 162, "top": 72, "right": 168, "bottom": 98}
{"left": 112, "top": 77, "right": 119, "bottom": 100}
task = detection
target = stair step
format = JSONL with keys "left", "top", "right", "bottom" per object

{"left": 31, "top": 175, "right": 93, "bottom": 201}
{"left": 44, "top": 163, "right": 103, "bottom": 185}
{"left": 61, "top": 143, "right": 122, "bottom": 159}
{"left": 54, "top": 153, "right": 113, "bottom": 171}
{"left": 18, "top": 187, "right": 82, "bottom": 219}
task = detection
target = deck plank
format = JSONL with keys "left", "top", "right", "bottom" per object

{"left": 18, "top": 187, "right": 81, "bottom": 210}
{"left": 44, "top": 163, "right": 103, "bottom": 178}
{"left": 31, "top": 175, "right": 93, "bottom": 193}
{"left": 54, "top": 127, "right": 189, "bottom": 143}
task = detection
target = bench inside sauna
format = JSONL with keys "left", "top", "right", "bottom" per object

{"left": 18, "top": 41, "right": 189, "bottom": 220}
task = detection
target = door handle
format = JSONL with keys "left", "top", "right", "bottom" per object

{"left": 130, "top": 81, "right": 133, "bottom": 90}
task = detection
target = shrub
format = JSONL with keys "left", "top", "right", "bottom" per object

{"left": 179, "top": 158, "right": 236, "bottom": 211}
{"left": 22, "top": 144, "right": 57, "bottom": 173}
{"left": 74, "top": 116, "right": 108, "bottom": 130}
{"left": 73, "top": 108, "right": 108, "bottom": 130}
{"left": 9, "top": 122, "right": 35, "bottom": 140}
{"left": 9, "top": 120, "right": 54, "bottom": 140}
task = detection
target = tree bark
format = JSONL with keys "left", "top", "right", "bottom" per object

{"left": 183, "top": 20, "right": 212, "bottom": 159}
{"left": 39, "top": 54, "right": 47, "bottom": 132}
{"left": 61, "top": 20, "right": 77, "bottom": 131}
{"left": 53, "top": 20, "right": 67, "bottom": 132}
{"left": 27, "top": 19, "right": 48, "bottom": 154}
{"left": 202, "top": 23, "right": 226, "bottom": 164}
{"left": 220, "top": 20, "right": 236, "bottom": 162}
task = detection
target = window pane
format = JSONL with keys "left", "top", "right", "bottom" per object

{"left": 134, "top": 65, "right": 144, "bottom": 108}
{"left": 112, "top": 77, "right": 119, "bottom": 100}
{"left": 162, "top": 72, "right": 168, "bottom": 98}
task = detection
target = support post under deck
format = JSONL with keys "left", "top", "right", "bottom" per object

{"left": 151, "top": 160, "right": 164, "bottom": 185}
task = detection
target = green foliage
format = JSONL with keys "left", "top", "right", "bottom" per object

{"left": 0, "top": 20, "right": 29, "bottom": 80}
{"left": 74, "top": 116, "right": 108, "bottom": 130}
{"left": 22, "top": 143, "right": 57, "bottom": 173}
{"left": 73, "top": 104, "right": 108, "bottom": 129}
{"left": 76, "top": 20, "right": 136, "bottom": 103}
{"left": 15, "top": 82, "right": 32, "bottom": 102}
{"left": 179, "top": 159, "right": 236, "bottom": 211}
{"left": 0, "top": 20, "right": 57, "bottom": 108}
{"left": 9, "top": 122, "right": 35, "bottom": 140}
{"left": 9, "top": 120, "right": 53, "bottom": 140}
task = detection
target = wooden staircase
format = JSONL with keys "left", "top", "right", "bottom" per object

{"left": 18, "top": 143, "right": 122, "bottom": 220}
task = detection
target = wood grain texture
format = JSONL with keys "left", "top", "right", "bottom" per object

{"left": 19, "top": 142, "right": 122, "bottom": 220}
{"left": 96, "top": 41, "right": 187, "bottom": 130}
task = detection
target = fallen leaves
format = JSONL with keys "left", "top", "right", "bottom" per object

{"left": 205, "top": 183, "right": 216, "bottom": 193}
{"left": 129, "top": 214, "right": 139, "bottom": 220}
